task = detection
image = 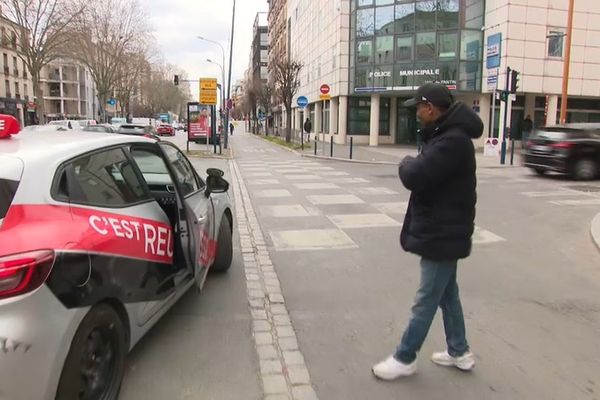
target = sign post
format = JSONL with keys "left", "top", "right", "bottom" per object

{"left": 199, "top": 78, "right": 218, "bottom": 153}
{"left": 319, "top": 84, "right": 331, "bottom": 101}
{"left": 297, "top": 96, "right": 308, "bottom": 150}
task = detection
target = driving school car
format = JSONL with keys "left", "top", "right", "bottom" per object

{"left": 0, "top": 115, "right": 234, "bottom": 400}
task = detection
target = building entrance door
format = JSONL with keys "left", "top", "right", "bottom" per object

{"left": 396, "top": 105, "right": 418, "bottom": 145}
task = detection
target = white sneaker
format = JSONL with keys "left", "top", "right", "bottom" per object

{"left": 372, "top": 355, "right": 417, "bottom": 380}
{"left": 431, "top": 350, "right": 475, "bottom": 371}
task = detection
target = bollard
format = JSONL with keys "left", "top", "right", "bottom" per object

{"left": 349, "top": 137, "right": 353, "bottom": 159}
{"left": 314, "top": 137, "right": 317, "bottom": 155}
{"left": 510, "top": 138, "right": 515, "bottom": 165}
{"left": 330, "top": 138, "right": 333, "bottom": 157}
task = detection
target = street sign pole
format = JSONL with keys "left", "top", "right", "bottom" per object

{"left": 490, "top": 90, "right": 496, "bottom": 138}
{"left": 211, "top": 105, "right": 217, "bottom": 154}
{"left": 501, "top": 67, "right": 511, "bottom": 165}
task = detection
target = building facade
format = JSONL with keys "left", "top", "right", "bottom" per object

{"left": 252, "top": 12, "right": 269, "bottom": 84}
{"left": 283, "top": 0, "right": 600, "bottom": 148}
{"left": 40, "top": 59, "right": 97, "bottom": 121}
{"left": 0, "top": 16, "right": 35, "bottom": 126}
{"left": 268, "top": 0, "right": 288, "bottom": 128}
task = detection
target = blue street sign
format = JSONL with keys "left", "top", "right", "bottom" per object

{"left": 297, "top": 96, "right": 308, "bottom": 108}
{"left": 486, "top": 33, "right": 502, "bottom": 69}
{"left": 107, "top": 98, "right": 116, "bottom": 106}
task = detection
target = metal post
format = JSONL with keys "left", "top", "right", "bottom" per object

{"left": 501, "top": 67, "right": 511, "bottom": 165}
{"left": 224, "top": 0, "right": 236, "bottom": 150}
{"left": 510, "top": 136, "right": 515, "bottom": 165}
{"left": 314, "top": 138, "right": 317, "bottom": 155}
{"left": 490, "top": 90, "right": 496, "bottom": 138}
{"left": 301, "top": 127, "right": 304, "bottom": 151}
{"left": 211, "top": 105, "right": 217, "bottom": 154}
{"left": 349, "top": 137, "right": 353, "bottom": 159}
{"left": 330, "top": 138, "right": 333, "bottom": 157}
{"left": 560, "top": 0, "right": 575, "bottom": 124}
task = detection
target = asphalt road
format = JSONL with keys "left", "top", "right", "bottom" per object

{"left": 228, "top": 131, "right": 600, "bottom": 400}
{"left": 119, "top": 129, "right": 600, "bottom": 400}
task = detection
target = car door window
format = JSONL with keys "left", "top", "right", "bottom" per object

{"left": 129, "top": 148, "right": 174, "bottom": 188}
{"left": 160, "top": 145, "right": 203, "bottom": 197}
{"left": 57, "top": 148, "right": 150, "bottom": 207}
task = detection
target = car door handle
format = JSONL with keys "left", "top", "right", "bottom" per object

{"left": 194, "top": 216, "right": 206, "bottom": 225}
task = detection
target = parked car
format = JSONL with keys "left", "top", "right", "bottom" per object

{"left": 523, "top": 123, "right": 600, "bottom": 180}
{"left": 157, "top": 123, "right": 175, "bottom": 136}
{"left": 82, "top": 124, "right": 117, "bottom": 133}
{"left": 118, "top": 124, "right": 160, "bottom": 140}
{"left": 0, "top": 114, "right": 233, "bottom": 400}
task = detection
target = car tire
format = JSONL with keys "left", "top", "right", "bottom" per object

{"left": 534, "top": 168, "right": 546, "bottom": 176}
{"left": 211, "top": 215, "right": 233, "bottom": 273}
{"left": 572, "top": 159, "right": 597, "bottom": 180}
{"left": 55, "top": 304, "right": 127, "bottom": 400}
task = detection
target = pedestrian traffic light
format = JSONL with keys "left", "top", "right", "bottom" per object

{"left": 510, "top": 70, "right": 520, "bottom": 93}
{"left": 174, "top": 75, "right": 179, "bottom": 86}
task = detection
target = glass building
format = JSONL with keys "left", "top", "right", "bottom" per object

{"left": 348, "top": 0, "right": 484, "bottom": 143}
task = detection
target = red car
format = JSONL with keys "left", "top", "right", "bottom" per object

{"left": 156, "top": 124, "right": 175, "bottom": 136}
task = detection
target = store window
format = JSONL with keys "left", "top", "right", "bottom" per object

{"left": 357, "top": 8, "right": 375, "bottom": 37}
{"left": 379, "top": 98, "right": 390, "bottom": 135}
{"left": 375, "top": 5, "right": 394, "bottom": 35}
{"left": 375, "top": 36, "right": 394, "bottom": 64}
{"left": 460, "top": 30, "right": 482, "bottom": 61}
{"left": 438, "top": 32, "right": 457, "bottom": 59}
{"left": 437, "top": 0, "right": 459, "bottom": 29}
{"left": 348, "top": 97, "right": 372, "bottom": 134}
{"left": 355, "top": 66, "right": 373, "bottom": 88}
{"left": 395, "top": 3, "right": 415, "bottom": 33}
{"left": 459, "top": 62, "right": 481, "bottom": 91}
{"left": 394, "top": 64, "right": 414, "bottom": 88}
{"left": 413, "top": 63, "right": 437, "bottom": 87}
{"left": 415, "top": 0, "right": 436, "bottom": 31}
{"left": 395, "top": 36, "right": 413, "bottom": 62}
{"left": 357, "top": 40, "right": 373, "bottom": 64}
{"left": 438, "top": 62, "right": 458, "bottom": 86}
{"left": 357, "top": 0, "right": 373, "bottom": 6}
{"left": 416, "top": 32, "right": 435, "bottom": 60}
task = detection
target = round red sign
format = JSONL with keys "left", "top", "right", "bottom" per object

{"left": 320, "top": 84, "right": 330, "bottom": 95}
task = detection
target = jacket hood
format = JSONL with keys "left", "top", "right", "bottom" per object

{"left": 435, "top": 102, "right": 484, "bottom": 139}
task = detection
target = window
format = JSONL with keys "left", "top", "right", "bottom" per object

{"left": 160, "top": 144, "right": 201, "bottom": 197}
{"left": 395, "top": 36, "right": 413, "bottom": 61}
{"left": 348, "top": 97, "right": 371, "bottom": 134}
{"left": 59, "top": 148, "right": 150, "bottom": 207}
{"left": 547, "top": 31, "right": 564, "bottom": 58}
{"left": 375, "top": 36, "right": 394, "bottom": 64}
{"left": 464, "top": 0, "right": 484, "bottom": 29}
{"left": 357, "top": 0, "right": 373, "bottom": 6}
{"left": 357, "top": 8, "right": 375, "bottom": 37}
{"left": 355, "top": 66, "right": 373, "bottom": 88}
{"left": 438, "top": 62, "right": 458, "bottom": 86}
{"left": 460, "top": 30, "right": 482, "bottom": 61}
{"left": 4, "top": 79, "right": 9, "bottom": 97}
{"left": 376, "top": 0, "right": 393, "bottom": 4}
{"left": 371, "top": 65, "right": 394, "bottom": 87}
{"left": 375, "top": 6, "right": 394, "bottom": 35}
{"left": 14, "top": 82, "right": 19, "bottom": 95}
{"left": 12, "top": 56, "right": 17, "bottom": 70}
{"left": 2, "top": 53, "right": 7, "bottom": 69}
{"left": 394, "top": 64, "right": 415, "bottom": 87}
{"left": 459, "top": 61, "right": 481, "bottom": 91}
{"left": 395, "top": 3, "right": 415, "bottom": 33}
{"left": 0, "top": 179, "right": 19, "bottom": 222}
{"left": 415, "top": 0, "right": 436, "bottom": 31}
{"left": 437, "top": 0, "right": 459, "bottom": 29}
{"left": 416, "top": 32, "right": 436, "bottom": 60}
{"left": 357, "top": 40, "right": 373, "bottom": 64}
{"left": 379, "top": 98, "right": 390, "bottom": 135}
{"left": 438, "top": 32, "right": 457, "bottom": 59}
{"left": 24, "top": 84, "right": 28, "bottom": 97}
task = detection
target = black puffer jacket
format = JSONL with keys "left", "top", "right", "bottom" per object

{"left": 399, "top": 102, "right": 483, "bottom": 261}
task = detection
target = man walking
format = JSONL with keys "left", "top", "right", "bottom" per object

{"left": 372, "top": 83, "right": 483, "bottom": 380}
{"left": 303, "top": 117, "right": 312, "bottom": 143}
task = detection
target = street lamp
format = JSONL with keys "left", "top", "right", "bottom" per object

{"left": 206, "top": 58, "right": 225, "bottom": 115}
{"left": 197, "top": 36, "right": 226, "bottom": 96}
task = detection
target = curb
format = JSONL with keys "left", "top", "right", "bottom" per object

{"left": 301, "top": 153, "right": 398, "bottom": 165}
{"left": 256, "top": 134, "right": 302, "bottom": 155}
{"left": 591, "top": 213, "right": 600, "bottom": 251}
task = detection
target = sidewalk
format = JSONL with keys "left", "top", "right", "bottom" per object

{"left": 591, "top": 213, "right": 600, "bottom": 251}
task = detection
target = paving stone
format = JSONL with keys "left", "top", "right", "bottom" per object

{"left": 246, "top": 281, "right": 262, "bottom": 290}
{"left": 259, "top": 359, "right": 283, "bottom": 375}
{"left": 274, "top": 315, "right": 291, "bottom": 326}
{"left": 278, "top": 337, "right": 299, "bottom": 351}
{"left": 249, "top": 298, "right": 265, "bottom": 309}
{"left": 287, "top": 365, "right": 310, "bottom": 385}
{"left": 262, "top": 374, "right": 288, "bottom": 395}
{"left": 270, "top": 304, "right": 288, "bottom": 315}
{"left": 249, "top": 289, "right": 265, "bottom": 298}
{"left": 283, "top": 350, "right": 305, "bottom": 366}
{"left": 257, "top": 344, "right": 279, "bottom": 360}
{"left": 265, "top": 395, "right": 290, "bottom": 400}
{"left": 276, "top": 326, "right": 296, "bottom": 338}
{"left": 253, "top": 320, "right": 270, "bottom": 333}
{"left": 269, "top": 293, "right": 285, "bottom": 303}
{"left": 291, "top": 385, "right": 318, "bottom": 400}
{"left": 254, "top": 332, "right": 274, "bottom": 345}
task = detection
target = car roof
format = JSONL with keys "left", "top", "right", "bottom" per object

{"left": 0, "top": 130, "right": 154, "bottom": 164}
{"left": 541, "top": 123, "right": 600, "bottom": 130}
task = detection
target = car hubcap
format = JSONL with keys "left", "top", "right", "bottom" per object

{"left": 78, "top": 326, "right": 117, "bottom": 399}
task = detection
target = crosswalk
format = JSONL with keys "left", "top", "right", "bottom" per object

{"left": 237, "top": 159, "right": 506, "bottom": 252}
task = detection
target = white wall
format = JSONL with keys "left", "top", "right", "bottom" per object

{"left": 483, "top": 0, "right": 600, "bottom": 97}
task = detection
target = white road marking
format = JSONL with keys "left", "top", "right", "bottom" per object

{"left": 306, "top": 194, "right": 365, "bottom": 205}
{"left": 294, "top": 182, "right": 341, "bottom": 190}
{"left": 328, "top": 213, "right": 402, "bottom": 229}
{"left": 372, "top": 201, "right": 409, "bottom": 214}
{"left": 270, "top": 229, "right": 358, "bottom": 251}
{"left": 255, "top": 189, "right": 292, "bottom": 198}
{"left": 260, "top": 204, "right": 313, "bottom": 217}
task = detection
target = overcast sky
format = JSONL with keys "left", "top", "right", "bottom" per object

{"left": 142, "top": 0, "right": 268, "bottom": 100}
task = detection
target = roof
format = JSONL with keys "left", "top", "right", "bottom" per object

{"left": 0, "top": 130, "right": 153, "bottom": 164}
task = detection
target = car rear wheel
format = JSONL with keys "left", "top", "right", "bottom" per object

{"left": 55, "top": 304, "right": 127, "bottom": 400}
{"left": 572, "top": 159, "right": 597, "bottom": 180}
{"left": 211, "top": 215, "right": 233, "bottom": 273}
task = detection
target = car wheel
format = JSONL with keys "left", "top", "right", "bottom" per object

{"left": 573, "top": 159, "right": 597, "bottom": 180}
{"left": 55, "top": 304, "right": 127, "bottom": 400}
{"left": 211, "top": 215, "right": 233, "bottom": 273}
{"left": 534, "top": 168, "right": 546, "bottom": 176}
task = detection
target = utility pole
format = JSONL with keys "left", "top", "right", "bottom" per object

{"left": 500, "top": 66, "right": 511, "bottom": 165}
{"left": 224, "top": 0, "right": 236, "bottom": 150}
{"left": 560, "top": 0, "right": 575, "bottom": 124}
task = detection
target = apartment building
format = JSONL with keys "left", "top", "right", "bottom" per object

{"left": 267, "top": 0, "right": 288, "bottom": 127}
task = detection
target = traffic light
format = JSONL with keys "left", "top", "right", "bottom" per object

{"left": 174, "top": 75, "right": 179, "bottom": 86}
{"left": 510, "top": 69, "right": 520, "bottom": 93}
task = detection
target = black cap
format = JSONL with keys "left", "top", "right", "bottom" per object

{"left": 402, "top": 83, "right": 454, "bottom": 109}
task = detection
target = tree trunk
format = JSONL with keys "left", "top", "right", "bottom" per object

{"left": 32, "top": 74, "right": 45, "bottom": 125}
{"left": 285, "top": 104, "right": 292, "bottom": 143}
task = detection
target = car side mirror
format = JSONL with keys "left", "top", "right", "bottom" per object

{"left": 205, "top": 175, "right": 229, "bottom": 197}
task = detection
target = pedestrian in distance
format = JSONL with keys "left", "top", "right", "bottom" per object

{"left": 372, "top": 83, "right": 484, "bottom": 380}
{"left": 303, "top": 118, "right": 312, "bottom": 143}
{"left": 229, "top": 122, "right": 235, "bottom": 136}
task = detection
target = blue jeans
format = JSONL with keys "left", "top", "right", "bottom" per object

{"left": 394, "top": 258, "right": 469, "bottom": 363}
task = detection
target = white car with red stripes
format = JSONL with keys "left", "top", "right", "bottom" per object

{"left": 0, "top": 115, "right": 234, "bottom": 400}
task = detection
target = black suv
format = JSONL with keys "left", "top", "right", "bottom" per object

{"left": 523, "top": 123, "right": 600, "bottom": 180}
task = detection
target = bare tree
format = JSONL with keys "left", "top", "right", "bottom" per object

{"left": 67, "top": 0, "right": 149, "bottom": 122}
{"left": 272, "top": 59, "right": 302, "bottom": 142}
{"left": 114, "top": 50, "right": 150, "bottom": 118}
{"left": 2, "top": 0, "right": 85, "bottom": 123}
